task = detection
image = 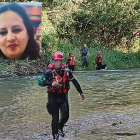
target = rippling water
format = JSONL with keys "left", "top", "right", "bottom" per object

{"left": 0, "top": 69, "right": 140, "bottom": 140}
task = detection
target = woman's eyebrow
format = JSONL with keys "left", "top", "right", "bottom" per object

{"left": 0, "top": 25, "right": 22, "bottom": 30}
{"left": 12, "top": 25, "right": 22, "bottom": 28}
{"left": 0, "top": 28, "right": 7, "bottom": 30}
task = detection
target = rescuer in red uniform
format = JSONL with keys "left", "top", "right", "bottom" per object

{"left": 66, "top": 53, "right": 75, "bottom": 71}
{"left": 38, "top": 52, "right": 85, "bottom": 140}
{"left": 95, "top": 51, "right": 107, "bottom": 70}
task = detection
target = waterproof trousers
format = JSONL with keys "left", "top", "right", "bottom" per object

{"left": 82, "top": 56, "right": 88, "bottom": 67}
{"left": 47, "top": 93, "right": 69, "bottom": 136}
{"left": 96, "top": 62, "right": 107, "bottom": 70}
{"left": 68, "top": 65, "right": 75, "bottom": 71}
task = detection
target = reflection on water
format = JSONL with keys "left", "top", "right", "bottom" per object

{"left": 1, "top": 69, "right": 140, "bottom": 139}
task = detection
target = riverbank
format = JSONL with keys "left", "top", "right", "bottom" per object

{"left": 0, "top": 59, "right": 48, "bottom": 78}
{"left": 0, "top": 44, "right": 140, "bottom": 78}
{"left": 0, "top": 53, "right": 140, "bottom": 78}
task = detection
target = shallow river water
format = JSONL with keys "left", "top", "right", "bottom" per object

{"left": 1, "top": 69, "right": 140, "bottom": 140}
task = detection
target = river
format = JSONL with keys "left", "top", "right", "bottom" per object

{"left": 0, "top": 69, "right": 140, "bottom": 140}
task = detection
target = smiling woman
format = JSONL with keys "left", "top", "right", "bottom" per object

{"left": 0, "top": 2, "right": 41, "bottom": 60}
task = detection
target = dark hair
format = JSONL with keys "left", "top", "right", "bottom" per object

{"left": 0, "top": 2, "right": 41, "bottom": 60}
{"left": 69, "top": 53, "right": 72, "bottom": 56}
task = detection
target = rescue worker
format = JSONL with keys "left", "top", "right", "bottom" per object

{"left": 80, "top": 44, "right": 89, "bottom": 68}
{"left": 66, "top": 53, "right": 75, "bottom": 71}
{"left": 95, "top": 51, "right": 107, "bottom": 70}
{"left": 38, "top": 52, "right": 85, "bottom": 140}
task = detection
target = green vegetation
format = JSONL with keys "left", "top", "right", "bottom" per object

{"left": 42, "top": 35, "right": 140, "bottom": 70}
{"left": 0, "top": 0, "right": 140, "bottom": 77}
{"left": 41, "top": 0, "right": 140, "bottom": 70}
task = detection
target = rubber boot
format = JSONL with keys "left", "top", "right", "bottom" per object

{"left": 85, "top": 61, "right": 88, "bottom": 67}
{"left": 83, "top": 62, "right": 85, "bottom": 68}
{"left": 58, "top": 127, "right": 65, "bottom": 137}
{"left": 53, "top": 133, "right": 59, "bottom": 140}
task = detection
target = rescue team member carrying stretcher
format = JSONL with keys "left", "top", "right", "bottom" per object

{"left": 38, "top": 52, "right": 85, "bottom": 140}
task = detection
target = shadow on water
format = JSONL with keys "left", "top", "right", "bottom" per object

{"left": 1, "top": 69, "right": 140, "bottom": 139}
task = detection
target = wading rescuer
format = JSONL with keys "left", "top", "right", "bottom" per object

{"left": 38, "top": 52, "right": 85, "bottom": 140}
{"left": 66, "top": 53, "right": 75, "bottom": 71}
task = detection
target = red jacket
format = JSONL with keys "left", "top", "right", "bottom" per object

{"left": 47, "top": 63, "right": 70, "bottom": 93}
{"left": 95, "top": 53, "right": 102, "bottom": 63}
{"left": 68, "top": 55, "right": 75, "bottom": 65}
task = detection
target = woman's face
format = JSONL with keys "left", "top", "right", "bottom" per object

{"left": 0, "top": 10, "right": 29, "bottom": 60}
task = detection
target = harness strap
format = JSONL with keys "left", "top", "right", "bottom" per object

{"left": 47, "top": 68, "right": 70, "bottom": 93}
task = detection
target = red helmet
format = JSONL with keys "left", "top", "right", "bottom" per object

{"left": 52, "top": 52, "right": 63, "bottom": 60}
